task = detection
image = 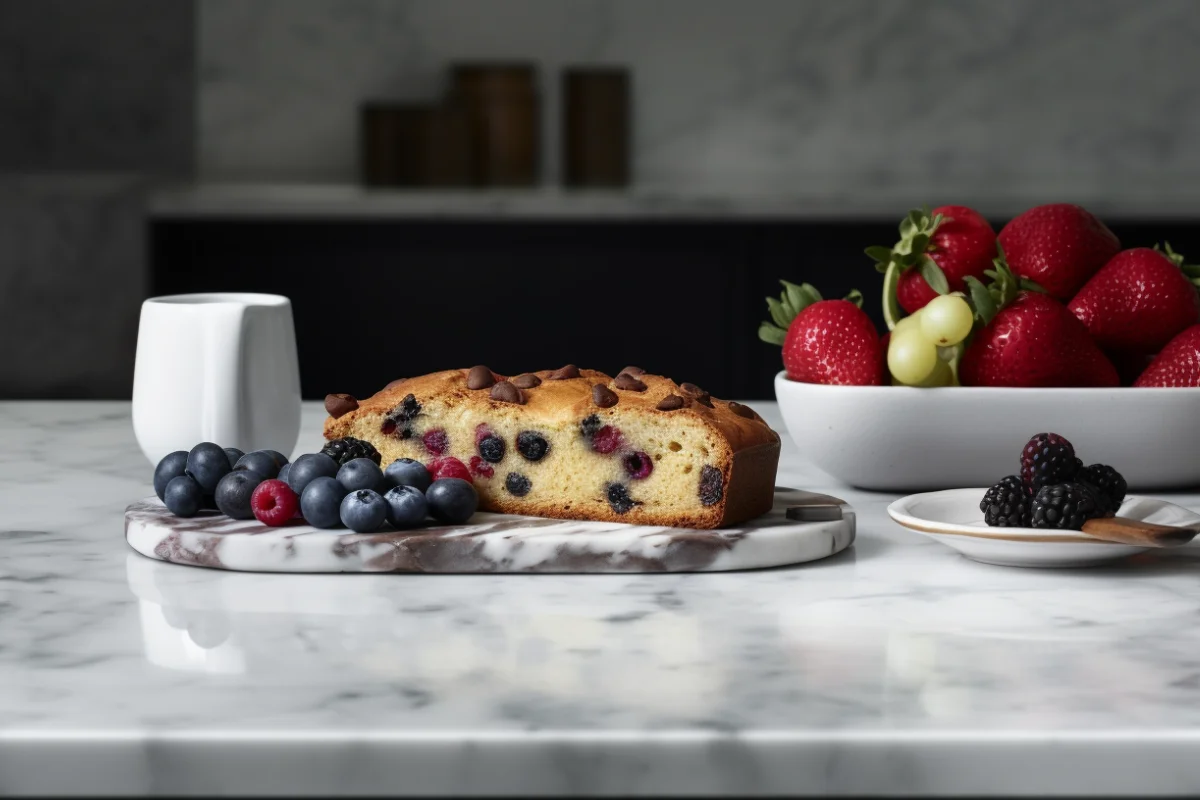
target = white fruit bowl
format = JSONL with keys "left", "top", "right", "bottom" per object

{"left": 774, "top": 371, "right": 1200, "bottom": 492}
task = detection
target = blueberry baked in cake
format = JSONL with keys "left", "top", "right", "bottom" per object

{"left": 323, "top": 365, "right": 781, "bottom": 528}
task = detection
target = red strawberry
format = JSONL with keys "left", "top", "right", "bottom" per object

{"left": 1068, "top": 245, "right": 1200, "bottom": 354}
{"left": 867, "top": 205, "right": 997, "bottom": 318}
{"left": 1134, "top": 325, "right": 1200, "bottom": 387}
{"left": 759, "top": 282, "right": 883, "bottom": 385}
{"left": 997, "top": 203, "right": 1120, "bottom": 299}
{"left": 959, "top": 264, "right": 1118, "bottom": 388}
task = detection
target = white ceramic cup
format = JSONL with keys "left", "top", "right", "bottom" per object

{"left": 132, "top": 293, "right": 302, "bottom": 465}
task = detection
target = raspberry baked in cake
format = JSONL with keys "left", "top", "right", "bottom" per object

{"left": 323, "top": 366, "right": 781, "bottom": 528}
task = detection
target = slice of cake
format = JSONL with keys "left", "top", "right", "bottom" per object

{"left": 323, "top": 366, "right": 780, "bottom": 528}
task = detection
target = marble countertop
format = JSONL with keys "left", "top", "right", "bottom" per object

{"left": 4, "top": 401, "right": 1200, "bottom": 796}
{"left": 147, "top": 182, "right": 1200, "bottom": 222}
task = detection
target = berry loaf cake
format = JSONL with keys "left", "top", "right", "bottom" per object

{"left": 323, "top": 365, "right": 781, "bottom": 528}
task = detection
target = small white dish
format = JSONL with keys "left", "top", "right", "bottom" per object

{"left": 775, "top": 371, "right": 1200, "bottom": 491}
{"left": 887, "top": 488, "right": 1200, "bottom": 568}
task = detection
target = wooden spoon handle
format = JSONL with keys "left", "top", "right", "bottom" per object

{"left": 1081, "top": 517, "right": 1198, "bottom": 548}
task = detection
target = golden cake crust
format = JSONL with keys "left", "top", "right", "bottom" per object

{"left": 324, "top": 367, "right": 781, "bottom": 528}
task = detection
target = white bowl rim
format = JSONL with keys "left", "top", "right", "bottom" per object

{"left": 773, "top": 370, "right": 1200, "bottom": 395}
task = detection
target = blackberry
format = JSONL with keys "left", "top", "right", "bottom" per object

{"left": 1020, "top": 433, "right": 1079, "bottom": 492}
{"left": 606, "top": 482, "right": 639, "bottom": 514}
{"left": 579, "top": 414, "right": 603, "bottom": 439}
{"left": 505, "top": 472, "right": 532, "bottom": 497}
{"left": 698, "top": 465, "right": 724, "bottom": 507}
{"left": 1030, "top": 482, "right": 1101, "bottom": 530}
{"left": 516, "top": 431, "right": 550, "bottom": 462}
{"left": 979, "top": 475, "right": 1030, "bottom": 527}
{"left": 321, "top": 436, "right": 381, "bottom": 466}
{"left": 1077, "top": 463, "right": 1127, "bottom": 515}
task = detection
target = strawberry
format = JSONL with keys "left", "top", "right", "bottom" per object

{"left": 759, "top": 282, "right": 883, "bottom": 385}
{"left": 866, "top": 205, "right": 997, "bottom": 321}
{"left": 1068, "top": 244, "right": 1200, "bottom": 354}
{"left": 958, "top": 263, "right": 1118, "bottom": 388}
{"left": 1133, "top": 325, "right": 1200, "bottom": 387}
{"left": 997, "top": 203, "right": 1120, "bottom": 300}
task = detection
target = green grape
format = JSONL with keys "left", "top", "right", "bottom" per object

{"left": 919, "top": 294, "right": 974, "bottom": 346}
{"left": 892, "top": 311, "right": 922, "bottom": 334}
{"left": 913, "top": 358, "right": 954, "bottom": 387}
{"left": 887, "top": 328, "right": 939, "bottom": 385}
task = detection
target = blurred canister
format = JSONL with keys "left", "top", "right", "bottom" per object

{"left": 451, "top": 62, "right": 539, "bottom": 186}
{"left": 562, "top": 67, "right": 630, "bottom": 188}
{"left": 360, "top": 103, "right": 473, "bottom": 187}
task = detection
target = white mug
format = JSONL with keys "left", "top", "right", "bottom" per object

{"left": 132, "top": 293, "right": 302, "bottom": 465}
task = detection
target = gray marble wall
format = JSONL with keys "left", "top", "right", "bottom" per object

{"left": 0, "top": 0, "right": 194, "bottom": 398}
{"left": 199, "top": 0, "right": 1200, "bottom": 192}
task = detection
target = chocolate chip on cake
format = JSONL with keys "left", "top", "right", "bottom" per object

{"left": 490, "top": 381, "right": 526, "bottom": 405}
{"left": 619, "top": 365, "right": 646, "bottom": 377}
{"left": 680, "top": 382, "right": 713, "bottom": 408}
{"left": 728, "top": 401, "right": 756, "bottom": 419}
{"left": 511, "top": 373, "right": 542, "bottom": 389}
{"left": 613, "top": 372, "right": 647, "bottom": 392}
{"left": 548, "top": 364, "right": 581, "bottom": 380}
{"left": 656, "top": 394, "right": 688, "bottom": 411}
{"left": 467, "top": 365, "right": 497, "bottom": 390}
{"left": 592, "top": 384, "right": 619, "bottom": 408}
{"left": 324, "top": 393, "right": 358, "bottom": 419}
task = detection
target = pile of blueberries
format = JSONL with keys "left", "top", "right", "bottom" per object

{"left": 152, "top": 437, "right": 478, "bottom": 533}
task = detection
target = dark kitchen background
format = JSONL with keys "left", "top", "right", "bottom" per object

{"left": 4, "top": 0, "right": 1200, "bottom": 401}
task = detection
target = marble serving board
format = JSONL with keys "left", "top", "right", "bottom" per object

{"left": 124, "top": 488, "right": 854, "bottom": 574}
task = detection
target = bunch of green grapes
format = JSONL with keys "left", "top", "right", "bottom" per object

{"left": 888, "top": 295, "right": 973, "bottom": 387}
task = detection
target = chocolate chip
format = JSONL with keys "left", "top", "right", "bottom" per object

{"left": 695, "top": 394, "right": 714, "bottom": 408}
{"left": 613, "top": 373, "right": 647, "bottom": 392}
{"left": 656, "top": 394, "right": 688, "bottom": 411}
{"left": 728, "top": 401, "right": 756, "bottom": 419}
{"left": 680, "top": 382, "right": 712, "bottom": 407}
{"left": 511, "top": 373, "right": 542, "bottom": 389}
{"left": 592, "top": 384, "right": 619, "bottom": 408}
{"left": 619, "top": 365, "right": 646, "bottom": 377}
{"left": 324, "top": 393, "right": 358, "bottom": 418}
{"left": 490, "top": 381, "right": 525, "bottom": 405}
{"left": 548, "top": 364, "right": 581, "bottom": 380}
{"left": 467, "top": 365, "right": 496, "bottom": 390}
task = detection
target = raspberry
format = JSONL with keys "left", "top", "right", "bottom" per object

{"left": 250, "top": 479, "right": 299, "bottom": 527}
{"left": 591, "top": 425, "right": 624, "bottom": 455}
{"left": 1030, "top": 483, "right": 1101, "bottom": 530}
{"left": 422, "top": 429, "right": 449, "bottom": 456}
{"left": 469, "top": 455, "right": 495, "bottom": 479}
{"left": 980, "top": 475, "right": 1030, "bottom": 527}
{"left": 622, "top": 451, "right": 653, "bottom": 480}
{"left": 1020, "top": 433, "right": 1078, "bottom": 492}
{"left": 427, "top": 456, "right": 471, "bottom": 483}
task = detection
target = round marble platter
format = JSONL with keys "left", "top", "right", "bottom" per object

{"left": 125, "top": 488, "right": 855, "bottom": 574}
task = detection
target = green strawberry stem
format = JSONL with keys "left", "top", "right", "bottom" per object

{"left": 757, "top": 281, "right": 864, "bottom": 346}
{"left": 1156, "top": 242, "right": 1200, "bottom": 289}
{"left": 865, "top": 206, "right": 951, "bottom": 331}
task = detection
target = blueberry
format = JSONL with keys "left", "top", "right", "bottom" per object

{"left": 339, "top": 489, "right": 388, "bottom": 533}
{"left": 300, "top": 476, "right": 348, "bottom": 529}
{"left": 235, "top": 449, "right": 287, "bottom": 479}
{"left": 278, "top": 462, "right": 292, "bottom": 485}
{"left": 223, "top": 448, "right": 245, "bottom": 469}
{"left": 698, "top": 465, "right": 723, "bottom": 507}
{"left": 153, "top": 451, "right": 189, "bottom": 501}
{"left": 337, "top": 457, "right": 383, "bottom": 493}
{"left": 426, "top": 478, "right": 479, "bottom": 524}
{"left": 287, "top": 453, "right": 339, "bottom": 496}
{"left": 607, "top": 482, "right": 638, "bottom": 514}
{"left": 164, "top": 474, "right": 204, "bottom": 517}
{"left": 505, "top": 472, "right": 531, "bottom": 497}
{"left": 383, "top": 484, "right": 429, "bottom": 528}
{"left": 516, "top": 431, "right": 550, "bottom": 462}
{"left": 580, "top": 414, "right": 602, "bottom": 439}
{"left": 186, "top": 442, "right": 231, "bottom": 494}
{"left": 214, "top": 470, "right": 264, "bottom": 520}
{"left": 478, "top": 435, "right": 506, "bottom": 463}
{"left": 382, "top": 458, "right": 432, "bottom": 493}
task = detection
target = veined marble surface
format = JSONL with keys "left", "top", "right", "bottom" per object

{"left": 3, "top": 400, "right": 1200, "bottom": 795}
